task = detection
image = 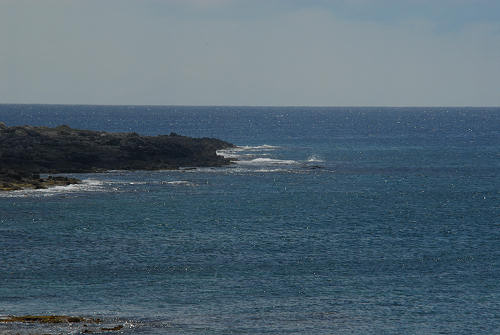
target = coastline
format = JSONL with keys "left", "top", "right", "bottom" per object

{"left": 0, "top": 173, "right": 81, "bottom": 191}
{"left": 0, "top": 315, "right": 124, "bottom": 333}
{"left": 0, "top": 124, "right": 234, "bottom": 191}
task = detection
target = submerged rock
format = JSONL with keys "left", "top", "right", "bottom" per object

{"left": 101, "top": 325, "right": 124, "bottom": 331}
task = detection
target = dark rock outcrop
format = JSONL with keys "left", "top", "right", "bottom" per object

{"left": 0, "top": 124, "right": 234, "bottom": 190}
{"left": 0, "top": 315, "right": 93, "bottom": 324}
{"left": 0, "top": 315, "right": 125, "bottom": 333}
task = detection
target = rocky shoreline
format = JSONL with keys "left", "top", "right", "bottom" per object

{"left": 0, "top": 123, "right": 234, "bottom": 191}
{"left": 0, "top": 174, "right": 81, "bottom": 191}
{"left": 0, "top": 315, "right": 123, "bottom": 333}
{"left": 0, "top": 315, "right": 96, "bottom": 324}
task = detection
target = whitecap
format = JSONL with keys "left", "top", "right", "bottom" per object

{"left": 253, "top": 168, "right": 290, "bottom": 173}
{"left": 217, "top": 144, "right": 281, "bottom": 162}
{"left": 162, "top": 180, "right": 197, "bottom": 186}
{"left": 307, "top": 154, "right": 325, "bottom": 163}
{"left": 238, "top": 144, "right": 280, "bottom": 150}
{"left": 0, "top": 179, "right": 106, "bottom": 198}
{"left": 216, "top": 150, "right": 242, "bottom": 159}
{"left": 236, "top": 158, "right": 298, "bottom": 165}
{"left": 105, "top": 180, "right": 148, "bottom": 185}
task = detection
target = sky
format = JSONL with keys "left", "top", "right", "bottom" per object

{"left": 1, "top": 0, "right": 499, "bottom": 106}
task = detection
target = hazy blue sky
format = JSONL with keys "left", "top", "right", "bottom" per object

{"left": 1, "top": 0, "right": 499, "bottom": 106}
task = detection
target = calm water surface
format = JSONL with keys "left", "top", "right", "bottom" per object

{"left": 0, "top": 105, "right": 499, "bottom": 334}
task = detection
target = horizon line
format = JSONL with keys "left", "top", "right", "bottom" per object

{"left": 1, "top": 103, "right": 499, "bottom": 109}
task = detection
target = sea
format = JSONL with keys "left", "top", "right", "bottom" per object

{"left": 0, "top": 105, "right": 499, "bottom": 334}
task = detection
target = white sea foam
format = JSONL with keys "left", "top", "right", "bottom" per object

{"left": 237, "top": 144, "right": 280, "bottom": 150}
{"left": 307, "top": 154, "right": 325, "bottom": 163}
{"left": 179, "top": 166, "right": 293, "bottom": 174}
{"left": 236, "top": 158, "right": 298, "bottom": 165}
{"left": 217, "top": 143, "right": 305, "bottom": 171}
{"left": 229, "top": 167, "right": 291, "bottom": 173}
{"left": 162, "top": 180, "right": 197, "bottom": 186}
{"left": 216, "top": 150, "right": 242, "bottom": 159}
{"left": 217, "top": 144, "right": 279, "bottom": 159}
{"left": 0, "top": 179, "right": 106, "bottom": 198}
{"left": 253, "top": 168, "right": 290, "bottom": 173}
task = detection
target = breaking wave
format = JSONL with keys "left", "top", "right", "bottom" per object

{"left": 0, "top": 179, "right": 105, "bottom": 198}
{"left": 307, "top": 154, "right": 325, "bottom": 163}
{"left": 216, "top": 144, "right": 279, "bottom": 160}
{"left": 236, "top": 158, "right": 298, "bottom": 165}
{"left": 161, "top": 180, "right": 197, "bottom": 186}
{"left": 217, "top": 144, "right": 325, "bottom": 173}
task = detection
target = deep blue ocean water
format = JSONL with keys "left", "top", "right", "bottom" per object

{"left": 0, "top": 105, "right": 499, "bottom": 334}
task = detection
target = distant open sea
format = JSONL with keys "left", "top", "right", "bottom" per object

{"left": 1, "top": 105, "right": 499, "bottom": 334}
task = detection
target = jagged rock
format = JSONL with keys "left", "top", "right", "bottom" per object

{"left": 0, "top": 124, "right": 234, "bottom": 190}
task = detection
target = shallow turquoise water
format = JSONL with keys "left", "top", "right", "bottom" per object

{"left": 1, "top": 106, "right": 499, "bottom": 334}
